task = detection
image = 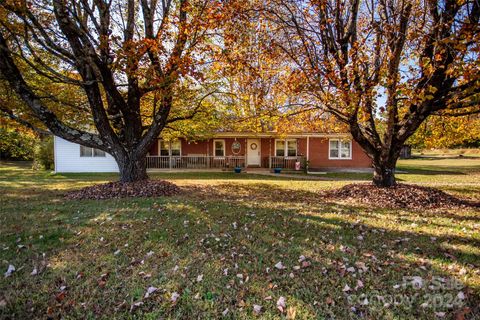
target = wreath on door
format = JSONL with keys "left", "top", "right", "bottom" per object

{"left": 250, "top": 143, "right": 258, "bottom": 150}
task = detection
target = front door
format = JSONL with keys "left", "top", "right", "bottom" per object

{"left": 247, "top": 139, "right": 261, "bottom": 166}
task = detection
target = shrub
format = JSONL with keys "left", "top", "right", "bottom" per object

{"left": 0, "top": 128, "right": 36, "bottom": 160}
{"left": 33, "top": 136, "right": 54, "bottom": 170}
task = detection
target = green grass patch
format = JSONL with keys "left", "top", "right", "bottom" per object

{"left": 0, "top": 157, "right": 479, "bottom": 319}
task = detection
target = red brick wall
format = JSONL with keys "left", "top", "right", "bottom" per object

{"left": 181, "top": 140, "right": 209, "bottom": 155}
{"left": 308, "top": 138, "right": 372, "bottom": 168}
{"left": 148, "top": 140, "right": 159, "bottom": 156}
{"left": 260, "top": 138, "right": 272, "bottom": 157}
{"left": 297, "top": 138, "right": 307, "bottom": 157}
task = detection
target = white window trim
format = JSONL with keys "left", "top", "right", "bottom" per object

{"left": 158, "top": 139, "right": 182, "bottom": 156}
{"left": 328, "top": 139, "right": 352, "bottom": 160}
{"left": 213, "top": 139, "right": 226, "bottom": 157}
{"left": 79, "top": 145, "right": 106, "bottom": 157}
{"left": 274, "top": 139, "right": 297, "bottom": 158}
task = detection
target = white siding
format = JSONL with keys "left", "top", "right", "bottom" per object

{"left": 54, "top": 136, "right": 119, "bottom": 173}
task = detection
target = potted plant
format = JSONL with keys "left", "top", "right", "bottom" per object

{"left": 234, "top": 166, "right": 242, "bottom": 173}
{"left": 274, "top": 167, "right": 282, "bottom": 174}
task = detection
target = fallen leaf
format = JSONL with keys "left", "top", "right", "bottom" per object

{"left": 277, "top": 296, "right": 286, "bottom": 312}
{"left": 355, "top": 280, "right": 364, "bottom": 290}
{"left": 455, "top": 307, "right": 471, "bottom": 320}
{"left": 55, "top": 291, "right": 66, "bottom": 302}
{"left": 253, "top": 304, "right": 262, "bottom": 314}
{"left": 171, "top": 292, "right": 180, "bottom": 303}
{"left": 4, "top": 264, "right": 15, "bottom": 277}
{"left": 144, "top": 286, "right": 157, "bottom": 298}
{"left": 130, "top": 301, "right": 143, "bottom": 312}
{"left": 287, "top": 306, "right": 296, "bottom": 319}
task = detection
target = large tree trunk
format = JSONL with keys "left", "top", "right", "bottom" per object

{"left": 116, "top": 154, "right": 149, "bottom": 183}
{"left": 372, "top": 161, "right": 397, "bottom": 187}
{"left": 371, "top": 152, "right": 400, "bottom": 187}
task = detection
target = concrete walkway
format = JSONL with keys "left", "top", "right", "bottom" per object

{"left": 244, "top": 170, "right": 332, "bottom": 180}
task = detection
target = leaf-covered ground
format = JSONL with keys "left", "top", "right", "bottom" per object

{"left": 0, "top": 158, "right": 479, "bottom": 319}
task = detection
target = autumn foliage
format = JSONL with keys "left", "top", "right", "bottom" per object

{"left": 0, "top": 0, "right": 479, "bottom": 186}
{"left": 260, "top": 0, "right": 480, "bottom": 186}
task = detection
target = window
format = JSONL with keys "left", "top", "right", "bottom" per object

{"left": 329, "top": 139, "right": 352, "bottom": 159}
{"left": 171, "top": 140, "right": 181, "bottom": 156}
{"left": 287, "top": 140, "right": 297, "bottom": 157}
{"left": 93, "top": 148, "right": 105, "bottom": 157}
{"left": 80, "top": 145, "right": 105, "bottom": 157}
{"left": 214, "top": 140, "right": 225, "bottom": 157}
{"left": 159, "top": 140, "right": 181, "bottom": 156}
{"left": 275, "top": 139, "right": 297, "bottom": 157}
{"left": 159, "top": 140, "right": 170, "bottom": 156}
{"left": 275, "top": 140, "right": 285, "bottom": 156}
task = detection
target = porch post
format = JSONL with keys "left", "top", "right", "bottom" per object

{"left": 207, "top": 139, "right": 210, "bottom": 168}
{"left": 306, "top": 136, "right": 310, "bottom": 161}
{"left": 245, "top": 138, "right": 247, "bottom": 167}
{"left": 269, "top": 138, "right": 272, "bottom": 169}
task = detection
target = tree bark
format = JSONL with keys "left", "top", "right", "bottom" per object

{"left": 372, "top": 160, "right": 397, "bottom": 187}
{"left": 116, "top": 154, "right": 149, "bottom": 183}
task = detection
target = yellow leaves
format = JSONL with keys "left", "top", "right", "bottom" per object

{"left": 409, "top": 115, "right": 480, "bottom": 149}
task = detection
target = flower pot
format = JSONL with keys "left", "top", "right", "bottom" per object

{"left": 274, "top": 168, "right": 282, "bottom": 174}
{"left": 234, "top": 167, "right": 242, "bottom": 173}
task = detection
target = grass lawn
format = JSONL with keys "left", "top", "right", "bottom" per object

{"left": 0, "top": 158, "right": 479, "bottom": 319}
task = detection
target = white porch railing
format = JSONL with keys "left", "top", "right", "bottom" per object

{"left": 146, "top": 156, "right": 246, "bottom": 169}
{"left": 268, "top": 156, "right": 306, "bottom": 169}
{"left": 146, "top": 155, "right": 306, "bottom": 170}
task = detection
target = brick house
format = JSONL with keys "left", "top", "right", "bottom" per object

{"left": 53, "top": 132, "right": 372, "bottom": 172}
